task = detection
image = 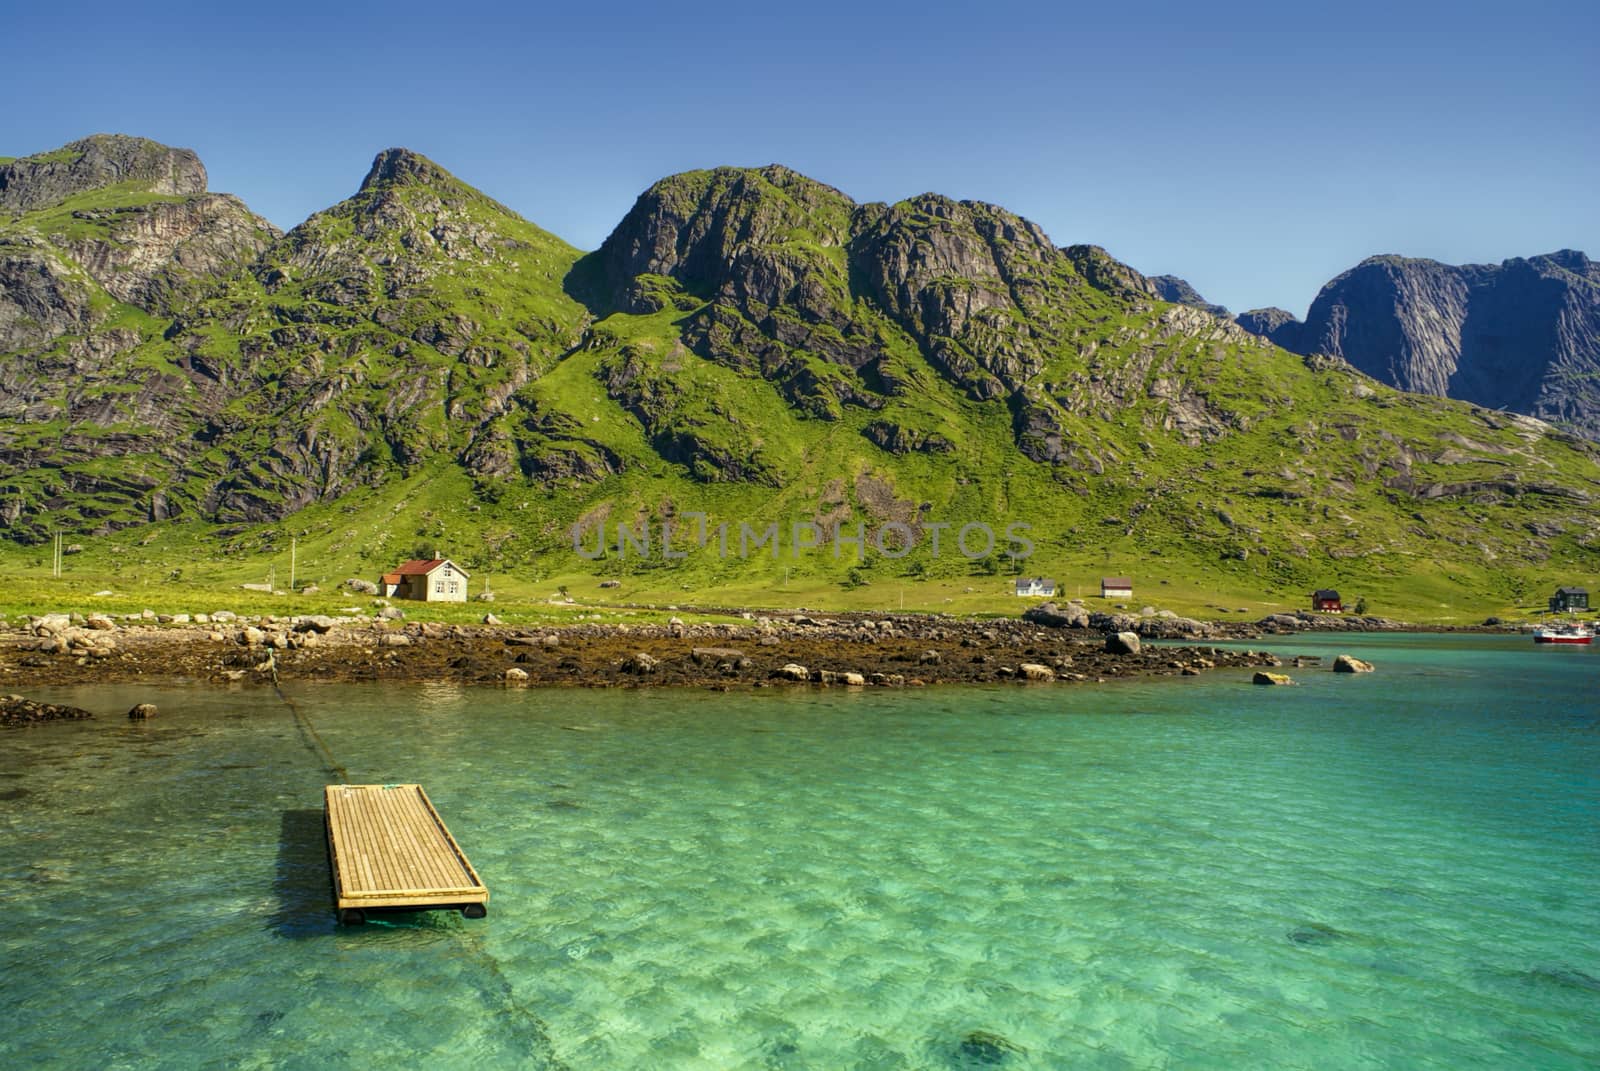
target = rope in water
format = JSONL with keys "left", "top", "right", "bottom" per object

{"left": 264, "top": 649, "right": 348, "bottom": 782}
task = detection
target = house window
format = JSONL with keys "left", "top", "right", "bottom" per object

{"left": 449, "top": 582, "right": 459, "bottom": 594}
{"left": 443, "top": 565, "right": 452, "bottom": 576}
{"left": 435, "top": 580, "right": 445, "bottom": 593}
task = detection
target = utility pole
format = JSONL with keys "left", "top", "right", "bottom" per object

{"left": 290, "top": 537, "right": 297, "bottom": 593}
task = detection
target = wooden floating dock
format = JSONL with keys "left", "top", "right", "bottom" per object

{"left": 324, "top": 783, "right": 489, "bottom": 925}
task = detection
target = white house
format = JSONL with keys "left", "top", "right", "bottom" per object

{"left": 380, "top": 558, "right": 470, "bottom": 603}
{"left": 1014, "top": 577, "right": 1057, "bottom": 597}
{"left": 1100, "top": 576, "right": 1133, "bottom": 599}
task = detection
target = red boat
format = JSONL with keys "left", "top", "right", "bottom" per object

{"left": 1533, "top": 622, "right": 1593, "bottom": 644}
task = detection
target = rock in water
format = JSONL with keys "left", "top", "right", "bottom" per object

{"left": 1333, "top": 654, "right": 1375, "bottom": 673}
{"left": 956, "top": 1030, "right": 1026, "bottom": 1064}
{"left": 126, "top": 703, "right": 158, "bottom": 720}
{"left": 1105, "top": 631, "right": 1141, "bottom": 655}
{"left": 1253, "top": 671, "right": 1295, "bottom": 686}
{"left": 1, "top": 695, "right": 95, "bottom": 726}
{"left": 1288, "top": 922, "right": 1350, "bottom": 946}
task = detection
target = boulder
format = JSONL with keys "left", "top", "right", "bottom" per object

{"left": 84, "top": 614, "right": 116, "bottom": 631}
{"left": 918, "top": 650, "right": 943, "bottom": 665}
{"left": 504, "top": 667, "right": 529, "bottom": 683}
{"left": 622, "top": 652, "right": 659, "bottom": 674}
{"left": 377, "top": 607, "right": 405, "bottom": 621}
{"left": 1018, "top": 663, "right": 1056, "bottom": 682}
{"left": 483, "top": 613, "right": 503, "bottom": 625}
{"left": 32, "top": 614, "right": 71, "bottom": 637}
{"left": 379, "top": 633, "right": 412, "bottom": 647}
{"left": 295, "top": 615, "right": 339, "bottom": 634}
{"left": 345, "top": 578, "right": 380, "bottom": 595}
{"left": 1104, "top": 631, "right": 1141, "bottom": 655}
{"left": 817, "top": 670, "right": 866, "bottom": 686}
{"left": 599, "top": 579, "right": 622, "bottom": 589}
{"left": 1332, "top": 654, "right": 1375, "bottom": 673}
{"left": 1252, "top": 671, "right": 1295, "bottom": 686}
{"left": 126, "top": 703, "right": 158, "bottom": 720}
{"left": 774, "top": 663, "right": 810, "bottom": 681}
{"left": 1023, "top": 601, "right": 1091, "bottom": 629}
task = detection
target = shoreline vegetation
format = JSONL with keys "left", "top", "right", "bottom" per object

{"left": 0, "top": 594, "right": 1525, "bottom": 715}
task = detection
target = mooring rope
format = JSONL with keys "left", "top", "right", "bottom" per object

{"left": 264, "top": 648, "right": 348, "bottom": 782}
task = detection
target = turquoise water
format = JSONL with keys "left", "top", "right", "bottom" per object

{"left": 2, "top": 633, "right": 1597, "bottom": 1069}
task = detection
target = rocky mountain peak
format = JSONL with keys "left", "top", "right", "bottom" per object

{"left": 0, "top": 134, "right": 206, "bottom": 214}
{"left": 1233, "top": 250, "right": 1600, "bottom": 438}
{"left": 1235, "top": 307, "right": 1305, "bottom": 351}
{"left": 1149, "top": 275, "right": 1230, "bottom": 317}
{"left": 357, "top": 148, "right": 457, "bottom": 193}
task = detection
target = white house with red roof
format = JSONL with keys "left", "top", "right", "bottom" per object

{"left": 379, "top": 558, "right": 470, "bottom": 602}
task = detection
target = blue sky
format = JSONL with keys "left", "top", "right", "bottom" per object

{"left": 6, "top": 1, "right": 1595, "bottom": 315}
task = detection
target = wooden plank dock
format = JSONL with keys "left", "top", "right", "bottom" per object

{"left": 324, "top": 784, "right": 489, "bottom": 924}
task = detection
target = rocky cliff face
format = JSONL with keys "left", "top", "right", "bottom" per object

{"left": 1234, "top": 307, "right": 1304, "bottom": 351}
{"left": 0, "top": 134, "right": 206, "bottom": 213}
{"left": 1234, "top": 252, "right": 1600, "bottom": 438}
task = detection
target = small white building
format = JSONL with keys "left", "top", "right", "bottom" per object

{"left": 1100, "top": 576, "right": 1133, "bottom": 599}
{"left": 380, "top": 558, "right": 470, "bottom": 603}
{"left": 1014, "top": 577, "right": 1057, "bottom": 597}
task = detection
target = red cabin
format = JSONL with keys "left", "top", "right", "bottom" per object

{"left": 1312, "top": 589, "right": 1343, "bottom": 613}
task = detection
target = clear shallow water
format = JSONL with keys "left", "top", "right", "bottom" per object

{"left": 2, "top": 634, "right": 1597, "bottom": 1069}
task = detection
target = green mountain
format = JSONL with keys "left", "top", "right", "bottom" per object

{"left": 2, "top": 136, "right": 1598, "bottom": 616}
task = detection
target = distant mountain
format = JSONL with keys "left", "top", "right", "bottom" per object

{"left": 1148, "top": 275, "right": 1229, "bottom": 318}
{"left": 2, "top": 135, "right": 1599, "bottom": 604}
{"left": 1233, "top": 252, "right": 1600, "bottom": 439}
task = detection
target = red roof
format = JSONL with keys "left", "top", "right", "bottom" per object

{"left": 388, "top": 558, "right": 470, "bottom": 579}
{"left": 1101, "top": 577, "right": 1133, "bottom": 587}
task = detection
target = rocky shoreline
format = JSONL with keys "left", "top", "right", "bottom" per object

{"left": 0, "top": 607, "right": 1304, "bottom": 697}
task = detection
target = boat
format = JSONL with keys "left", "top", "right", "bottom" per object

{"left": 1533, "top": 621, "right": 1593, "bottom": 645}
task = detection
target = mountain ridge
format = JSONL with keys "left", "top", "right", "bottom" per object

{"left": 1, "top": 134, "right": 1597, "bottom": 613}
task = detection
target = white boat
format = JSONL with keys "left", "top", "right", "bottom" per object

{"left": 1533, "top": 621, "right": 1593, "bottom": 645}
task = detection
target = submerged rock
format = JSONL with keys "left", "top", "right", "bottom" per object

{"left": 1332, "top": 654, "right": 1375, "bottom": 673}
{"left": 126, "top": 703, "right": 158, "bottom": 720}
{"left": 956, "top": 1029, "right": 1026, "bottom": 1065}
{"left": 1253, "top": 671, "right": 1295, "bottom": 686}
{"left": 1288, "top": 922, "right": 1351, "bottom": 946}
